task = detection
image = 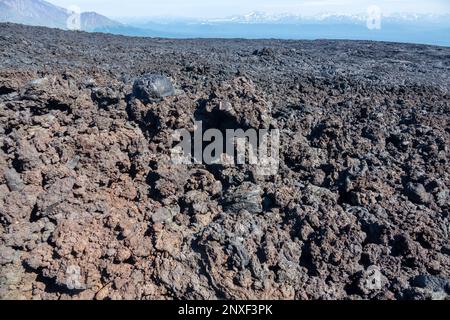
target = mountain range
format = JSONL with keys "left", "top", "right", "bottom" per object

{"left": 122, "top": 11, "right": 450, "bottom": 46}
{"left": 0, "top": 0, "right": 121, "bottom": 31}
{"left": 207, "top": 11, "right": 450, "bottom": 25}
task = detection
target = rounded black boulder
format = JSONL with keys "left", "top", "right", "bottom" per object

{"left": 132, "top": 73, "right": 175, "bottom": 102}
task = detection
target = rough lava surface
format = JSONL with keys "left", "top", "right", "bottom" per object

{"left": 0, "top": 23, "right": 449, "bottom": 300}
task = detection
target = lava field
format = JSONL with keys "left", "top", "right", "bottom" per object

{"left": 0, "top": 23, "right": 449, "bottom": 300}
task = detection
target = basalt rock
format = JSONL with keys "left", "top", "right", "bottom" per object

{"left": 0, "top": 23, "right": 449, "bottom": 300}
{"left": 132, "top": 73, "right": 175, "bottom": 103}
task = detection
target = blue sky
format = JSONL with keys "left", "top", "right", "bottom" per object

{"left": 47, "top": 0, "right": 450, "bottom": 18}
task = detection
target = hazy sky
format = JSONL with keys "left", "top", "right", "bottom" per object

{"left": 46, "top": 0, "right": 450, "bottom": 18}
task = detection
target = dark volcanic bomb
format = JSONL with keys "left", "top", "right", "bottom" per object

{"left": 132, "top": 73, "right": 175, "bottom": 102}
{"left": 0, "top": 23, "right": 449, "bottom": 300}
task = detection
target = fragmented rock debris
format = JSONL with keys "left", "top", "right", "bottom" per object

{"left": 0, "top": 23, "right": 449, "bottom": 300}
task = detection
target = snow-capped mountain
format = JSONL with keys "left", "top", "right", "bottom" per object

{"left": 207, "top": 11, "right": 450, "bottom": 26}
